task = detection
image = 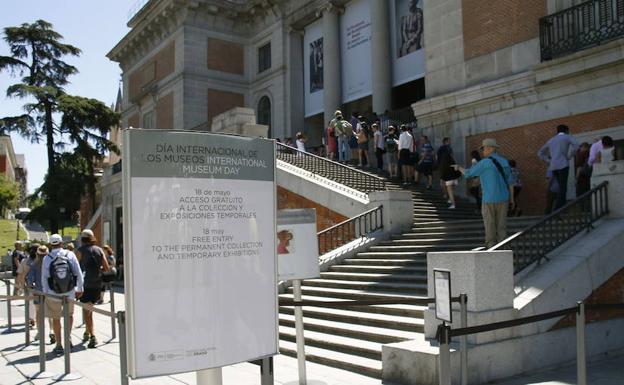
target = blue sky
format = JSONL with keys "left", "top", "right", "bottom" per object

{"left": 0, "top": 1, "right": 135, "bottom": 193}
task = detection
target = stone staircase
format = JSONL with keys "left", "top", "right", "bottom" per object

{"left": 278, "top": 171, "right": 539, "bottom": 378}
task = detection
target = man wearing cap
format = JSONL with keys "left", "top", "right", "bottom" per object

{"left": 42, "top": 234, "right": 83, "bottom": 355}
{"left": 455, "top": 139, "right": 513, "bottom": 248}
{"left": 77, "top": 229, "right": 109, "bottom": 348}
{"left": 330, "top": 110, "right": 352, "bottom": 164}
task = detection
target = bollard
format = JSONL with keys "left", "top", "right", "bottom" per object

{"left": 52, "top": 296, "right": 82, "bottom": 381}
{"left": 260, "top": 356, "right": 274, "bottom": 385}
{"left": 459, "top": 293, "right": 468, "bottom": 385}
{"left": 438, "top": 324, "right": 452, "bottom": 385}
{"left": 109, "top": 283, "right": 116, "bottom": 339}
{"left": 576, "top": 302, "right": 587, "bottom": 385}
{"left": 24, "top": 287, "right": 30, "bottom": 344}
{"left": 29, "top": 293, "right": 55, "bottom": 379}
{"left": 117, "top": 311, "right": 129, "bottom": 385}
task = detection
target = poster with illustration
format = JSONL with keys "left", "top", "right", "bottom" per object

{"left": 309, "top": 38, "right": 324, "bottom": 93}
{"left": 276, "top": 209, "right": 320, "bottom": 281}
{"left": 391, "top": 0, "right": 426, "bottom": 86}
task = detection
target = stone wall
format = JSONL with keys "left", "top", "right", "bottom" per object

{"left": 462, "top": 0, "right": 545, "bottom": 60}
{"left": 207, "top": 89, "right": 246, "bottom": 128}
{"left": 128, "top": 41, "right": 175, "bottom": 101}
{"left": 207, "top": 37, "right": 244, "bottom": 75}
{"left": 465, "top": 105, "right": 624, "bottom": 214}
{"left": 277, "top": 186, "right": 347, "bottom": 232}
{"left": 156, "top": 92, "right": 174, "bottom": 129}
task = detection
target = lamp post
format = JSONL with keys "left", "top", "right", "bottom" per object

{"left": 59, "top": 207, "right": 66, "bottom": 237}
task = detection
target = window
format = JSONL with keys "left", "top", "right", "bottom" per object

{"left": 258, "top": 42, "right": 271, "bottom": 73}
{"left": 142, "top": 111, "right": 155, "bottom": 129}
{"left": 257, "top": 96, "right": 271, "bottom": 127}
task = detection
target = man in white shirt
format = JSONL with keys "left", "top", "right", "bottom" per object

{"left": 42, "top": 233, "right": 83, "bottom": 355}
{"left": 587, "top": 137, "right": 603, "bottom": 166}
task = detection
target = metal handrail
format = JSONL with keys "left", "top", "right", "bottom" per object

{"left": 540, "top": 0, "right": 624, "bottom": 61}
{"left": 317, "top": 205, "right": 383, "bottom": 255}
{"left": 276, "top": 142, "right": 387, "bottom": 193}
{"left": 490, "top": 181, "right": 609, "bottom": 273}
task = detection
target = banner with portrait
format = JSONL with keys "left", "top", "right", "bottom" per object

{"left": 391, "top": 0, "right": 426, "bottom": 86}
{"left": 304, "top": 19, "right": 324, "bottom": 117}
{"left": 340, "top": 0, "right": 373, "bottom": 103}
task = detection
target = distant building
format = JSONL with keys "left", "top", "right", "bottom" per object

{"left": 0, "top": 135, "right": 26, "bottom": 217}
{"left": 14, "top": 154, "right": 27, "bottom": 208}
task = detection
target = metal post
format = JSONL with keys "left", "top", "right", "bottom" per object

{"left": 5, "top": 280, "right": 12, "bottom": 331}
{"left": 260, "top": 356, "right": 274, "bottom": 385}
{"left": 24, "top": 287, "right": 30, "bottom": 344}
{"left": 459, "top": 294, "right": 468, "bottom": 385}
{"left": 293, "top": 279, "right": 307, "bottom": 385}
{"left": 438, "top": 324, "right": 452, "bottom": 385}
{"left": 196, "top": 368, "right": 223, "bottom": 385}
{"left": 117, "top": 311, "right": 129, "bottom": 385}
{"left": 109, "top": 283, "right": 116, "bottom": 339}
{"left": 53, "top": 296, "right": 82, "bottom": 381}
{"left": 576, "top": 302, "right": 587, "bottom": 385}
{"left": 29, "top": 293, "right": 55, "bottom": 379}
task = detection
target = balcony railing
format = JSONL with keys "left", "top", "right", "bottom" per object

{"left": 540, "top": 0, "right": 624, "bottom": 61}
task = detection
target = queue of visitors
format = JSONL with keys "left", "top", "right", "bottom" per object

{"left": 10, "top": 229, "right": 116, "bottom": 355}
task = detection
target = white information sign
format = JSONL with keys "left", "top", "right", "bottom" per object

{"left": 304, "top": 19, "right": 324, "bottom": 117}
{"left": 340, "top": 0, "right": 372, "bottom": 103}
{"left": 391, "top": 0, "right": 426, "bottom": 86}
{"left": 277, "top": 209, "right": 320, "bottom": 281}
{"left": 434, "top": 269, "right": 452, "bottom": 323}
{"left": 122, "top": 129, "right": 278, "bottom": 378}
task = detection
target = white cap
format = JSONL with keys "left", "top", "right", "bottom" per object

{"left": 49, "top": 234, "right": 63, "bottom": 245}
{"left": 80, "top": 229, "right": 95, "bottom": 239}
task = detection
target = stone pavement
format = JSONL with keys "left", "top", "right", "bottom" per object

{"left": 1, "top": 280, "right": 623, "bottom": 385}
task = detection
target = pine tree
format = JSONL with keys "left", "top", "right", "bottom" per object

{"left": 0, "top": 20, "right": 119, "bottom": 232}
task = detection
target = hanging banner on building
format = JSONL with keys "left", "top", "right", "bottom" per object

{"left": 304, "top": 19, "right": 324, "bottom": 117}
{"left": 340, "top": 0, "right": 373, "bottom": 104}
{"left": 277, "top": 209, "right": 320, "bottom": 281}
{"left": 391, "top": 0, "right": 426, "bottom": 86}
{"left": 122, "top": 129, "right": 278, "bottom": 378}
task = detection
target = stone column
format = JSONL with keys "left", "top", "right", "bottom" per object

{"left": 287, "top": 29, "right": 305, "bottom": 139}
{"left": 370, "top": 0, "right": 392, "bottom": 115}
{"left": 321, "top": 2, "right": 342, "bottom": 125}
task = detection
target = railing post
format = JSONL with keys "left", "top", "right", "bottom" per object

{"left": 576, "top": 301, "right": 587, "bottom": 385}
{"left": 53, "top": 296, "right": 82, "bottom": 380}
{"left": 117, "top": 311, "right": 129, "bottom": 385}
{"left": 29, "top": 293, "right": 55, "bottom": 379}
{"left": 24, "top": 287, "right": 30, "bottom": 345}
{"left": 110, "top": 283, "right": 117, "bottom": 340}
{"left": 459, "top": 294, "right": 468, "bottom": 385}
{"left": 293, "top": 279, "right": 307, "bottom": 385}
{"left": 438, "top": 323, "right": 452, "bottom": 385}
{"left": 260, "top": 356, "right": 274, "bottom": 385}
{"left": 5, "top": 279, "right": 12, "bottom": 332}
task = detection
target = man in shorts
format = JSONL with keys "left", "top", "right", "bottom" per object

{"left": 42, "top": 234, "right": 83, "bottom": 355}
{"left": 415, "top": 135, "right": 435, "bottom": 189}
{"left": 77, "top": 229, "right": 109, "bottom": 348}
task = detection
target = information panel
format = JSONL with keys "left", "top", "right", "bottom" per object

{"left": 277, "top": 209, "right": 320, "bottom": 281}
{"left": 434, "top": 269, "right": 452, "bottom": 323}
{"left": 340, "top": 0, "right": 372, "bottom": 103}
{"left": 122, "top": 129, "right": 278, "bottom": 378}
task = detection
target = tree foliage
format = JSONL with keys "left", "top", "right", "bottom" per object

{"left": 0, "top": 20, "right": 119, "bottom": 232}
{"left": 0, "top": 175, "right": 19, "bottom": 216}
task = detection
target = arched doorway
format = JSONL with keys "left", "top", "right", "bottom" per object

{"left": 257, "top": 96, "right": 271, "bottom": 138}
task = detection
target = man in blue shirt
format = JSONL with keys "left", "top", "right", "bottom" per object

{"left": 538, "top": 125, "right": 578, "bottom": 210}
{"left": 456, "top": 139, "right": 513, "bottom": 248}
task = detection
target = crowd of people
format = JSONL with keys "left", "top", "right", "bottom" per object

{"left": 11, "top": 229, "right": 117, "bottom": 355}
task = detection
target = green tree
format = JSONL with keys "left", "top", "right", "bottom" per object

{"left": 0, "top": 175, "right": 19, "bottom": 217}
{"left": 0, "top": 20, "right": 119, "bottom": 232}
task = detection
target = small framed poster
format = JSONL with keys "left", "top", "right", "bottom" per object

{"left": 434, "top": 269, "right": 452, "bottom": 323}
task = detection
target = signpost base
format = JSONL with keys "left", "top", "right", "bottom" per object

{"left": 197, "top": 368, "right": 223, "bottom": 385}
{"left": 28, "top": 371, "right": 56, "bottom": 379}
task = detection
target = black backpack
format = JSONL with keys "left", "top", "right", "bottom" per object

{"left": 48, "top": 250, "right": 76, "bottom": 293}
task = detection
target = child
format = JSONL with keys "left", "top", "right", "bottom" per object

{"left": 295, "top": 132, "right": 306, "bottom": 154}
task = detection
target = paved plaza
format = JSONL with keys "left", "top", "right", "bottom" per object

{"left": 0, "top": 281, "right": 622, "bottom": 385}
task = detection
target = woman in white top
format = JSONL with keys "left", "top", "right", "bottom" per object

{"left": 398, "top": 125, "right": 414, "bottom": 185}
{"left": 295, "top": 132, "right": 306, "bottom": 155}
{"left": 596, "top": 135, "right": 615, "bottom": 163}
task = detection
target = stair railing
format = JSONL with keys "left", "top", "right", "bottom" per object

{"left": 490, "top": 181, "right": 609, "bottom": 274}
{"left": 276, "top": 142, "right": 387, "bottom": 193}
{"left": 317, "top": 205, "right": 383, "bottom": 255}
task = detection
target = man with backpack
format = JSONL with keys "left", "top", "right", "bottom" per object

{"left": 77, "top": 229, "right": 109, "bottom": 348}
{"left": 42, "top": 233, "right": 83, "bottom": 355}
{"left": 330, "top": 110, "right": 352, "bottom": 164}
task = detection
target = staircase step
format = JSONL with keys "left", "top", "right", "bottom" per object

{"left": 343, "top": 258, "right": 425, "bottom": 267}
{"left": 288, "top": 285, "right": 429, "bottom": 301}
{"left": 304, "top": 278, "right": 427, "bottom": 293}
{"left": 378, "top": 237, "right": 485, "bottom": 245}
{"left": 330, "top": 265, "right": 427, "bottom": 275}
{"left": 279, "top": 340, "right": 382, "bottom": 379}
{"left": 279, "top": 293, "right": 426, "bottom": 317}
{"left": 354, "top": 251, "right": 426, "bottom": 258}
{"left": 320, "top": 271, "right": 426, "bottom": 283}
